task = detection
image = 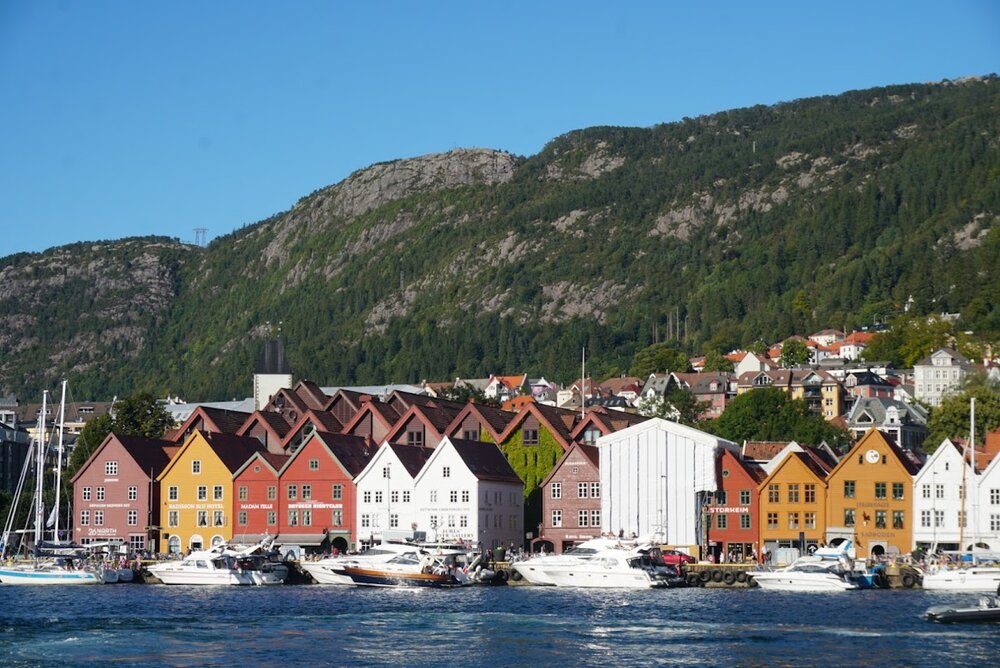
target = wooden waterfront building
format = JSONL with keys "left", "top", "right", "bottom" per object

{"left": 231, "top": 450, "right": 289, "bottom": 544}
{"left": 706, "top": 449, "right": 765, "bottom": 563}
{"left": 757, "top": 444, "right": 837, "bottom": 556}
{"left": 538, "top": 443, "right": 602, "bottom": 554}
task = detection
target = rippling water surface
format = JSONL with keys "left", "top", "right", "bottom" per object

{"left": 1, "top": 585, "right": 998, "bottom": 666}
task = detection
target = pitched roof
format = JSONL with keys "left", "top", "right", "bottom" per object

{"left": 445, "top": 402, "right": 518, "bottom": 441}
{"left": 316, "top": 432, "right": 376, "bottom": 478}
{"left": 387, "top": 443, "right": 435, "bottom": 478}
{"left": 449, "top": 438, "right": 522, "bottom": 484}
{"left": 741, "top": 441, "right": 791, "bottom": 462}
{"left": 202, "top": 432, "right": 269, "bottom": 473}
{"left": 117, "top": 434, "right": 178, "bottom": 475}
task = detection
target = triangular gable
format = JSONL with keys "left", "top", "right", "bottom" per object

{"left": 914, "top": 438, "right": 970, "bottom": 483}
{"left": 340, "top": 399, "right": 400, "bottom": 439}
{"left": 384, "top": 403, "right": 463, "bottom": 448}
{"left": 756, "top": 449, "right": 829, "bottom": 491}
{"left": 172, "top": 405, "right": 252, "bottom": 443}
{"left": 282, "top": 409, "right": 344, "bottom": 450}
{"left": 540, "top": 442, "right": 600, "bottom": 488}
{"left": 824, "top": 429, "right": 920, "bottom": 483}
{"left": 278, "top": 431, "right": 374, "bottom": 479}
{"left": 232, "top": 450, "right": 286, "bottom": 479}
{"left": 444, "top": 402, "right": 517, "bottom": 442}
{"left": 70, "top": 432, "right": 175, "bottom": 484}
{"left": 497, "top": 402, "right": 579, "bottom": 449}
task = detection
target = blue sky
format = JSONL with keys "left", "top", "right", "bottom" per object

{"left": 1, "top": 1, "right": 998, "bottom": 256}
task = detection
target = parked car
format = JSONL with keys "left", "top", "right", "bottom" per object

{"left": 660, "top": 549, "right": 697, "bottom": 566}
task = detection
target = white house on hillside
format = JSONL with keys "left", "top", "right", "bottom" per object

{"left": 598, "top": 418, "right": 736, "bottom": 551}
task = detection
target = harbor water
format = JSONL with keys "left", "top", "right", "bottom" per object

{"left": 1, "top": 585, "right": 998, "bottom": 666}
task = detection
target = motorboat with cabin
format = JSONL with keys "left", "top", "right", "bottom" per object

{"left": 510, "top": 536, "right": 627, "bottom": 585}
{"left": 147, "top": 538, "right": 288, "bottom": 585}
{"left": 512, "top": 536, "right": 672, "bottom": 589}
{"left": 751, "top": 542, "right": 862, "bottom": 592}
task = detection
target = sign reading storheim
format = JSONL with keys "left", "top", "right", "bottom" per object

{"left": 707, "top": 506, "right": 750, "bottom": 514}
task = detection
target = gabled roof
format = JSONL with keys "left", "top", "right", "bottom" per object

{"left": 570, "top": 407, "right": 649, "bottom": 441}
{"left": 282, "top": 409, "right": 344, "bottom": 448}
{"left": 826, "top": 428, "right": 923, "bottom": 478}
{"left": 845, "top": 397, "right": 928, "bottom": 429}
{"left": 387, "top": 443, "right": 435, "bottom": 478}
{"left": 448, "top": 437, "right": 523, "bottom": 484}
{"left": 237, "top": 410, "right": 292, "bottom": 441}
{"left": 598, "top": 376, "right": 643, "bottom": 395}
{"left": 70, "top": 432, "right": 176, "bottom": 483}
{"left": 540, "top": 442, "right": 600, "bottom": 488}
{"left": 720, "top": 447, "right": 767, "bottom": 484}
{"left": 233, "top": 450, "right": 289, "bottom": 478}
{"left": 672, "top": 371, "right": 732, "bottom": 394}
{"left": 759, "top": 448, "right": 832, "bottom": 488}
{"left": 444, "top": 402, "right": 518, "bottom": 442}
{"left": 915, "top": 348, "right": 972, "bottom": 367}
{"left": 498, "top": 402, "right": 580, "bottom": 449}
{"left": 741, "top": 441, "right": 791, "bottom": 462}
{"left": 172, "top": 406, "right": 252, "bottom": 442}
{"left": 340, "top": 398, "right": 402, "bottom": 436}
{"left": 277, "top": 431, "right": 375, "bottom": 479}
{"left": 158, "top": 430, "right": 267, "bottom": 481}
{"left": 384, "top": 402, "right": 465, "bottom": 447}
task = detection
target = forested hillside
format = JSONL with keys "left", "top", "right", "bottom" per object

{"left": 2, "top": 77, "right": 998, "bottom": 400}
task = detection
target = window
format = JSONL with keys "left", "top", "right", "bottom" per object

{"left": 391, "top": 490, "right": 399, "bottom": 504}
{"left": 105, "top": 461, "right": 118, "bottom": 476}
{"left": 374, "top": 491, "right": 383, "bottom": 504}
{"left": 958, "top": 510, "right": 967, "bottom": 528}
{"left": 935, "top": 484, "right": 944, "bottom": 499}
{"left": 590, "top": 482, "right": 600, "bottom": 498}
{"left": 716, "top": 514, "right": 727, "bottom": 529}
{"left": 267, "top": 486, "right": 277, "bottom": 501}
{"left": 430, "top": 490, "right": 437, "bottom": 503}
{"left": 551, "top": 510, "right": 562, "bottom": 527}
{"left": 197, "top": 511, "right": 208, "bottom": 527}
{"left": 768, "top": 484, "right": 779, "bottom": 503}
{"left": 168, "top": 511, "right": 178, "bottom": 527}
{"left": 288, "top": 510, "right": 299, "bottom": 527}
{"left": 442, "top": 466, "right": 450, "bottom": 478}
{"left": 287, "top": 485, "right": 298, "bottom": 500}
{"left": 197, "top": 486, "right": 207, "bottom": 501}
{"left": 804, "top": 484, "right": 816, "bottom": 504}
{"left": 739, "top": 490, "right": 751, "bottom": 505}
{"left": 309, "top": 459, "right": 319, "bottom": 471}
{"left": 80, "top": 510, "right": 90, "bottom": 526}
{"left": 302, "top": 484, "right": 312, "bottom": 500}
{"left": 332, "top": 484, "right": 343, "bottom": 500}
{"left": 579, "top": 510, "right": 590, "bottom": 527}
{"left": 129, "top": 535, "right": 145, "bottom": 552}
{"left": 523, "top": 429, "right": 539, "bottom": 445}
{"left": 213, "top": 485, "right": 223, "bottom": 501}
{"left": 787, "top": 484, "right": 800, "bottom": 503}
{"left": 892, "top": 482, "right": 904, "bottom": 500}
{"left": 332, "top": 510, "right": 343, "bottom": 526}
{"left": 844, "top": 509, "right": 856, "bottom": 527}
{"left": 892, "top": 511, "right": 904, "bottom": 529}
{"left": 406, "top": 431, "right": 424, "bottom": 447}
{"left": 875, "top": 510, "right": 887, "bottom": 529}
{"left": 302, "top": 510, "right": 312, "bottom": 527}
{"left": 463, "top": 429, "right": 479, "bottom": 440}
{"left": 804, "top": 512, "right": 816, "bottom": 530}
{"left": 578, "top": 483, "right": 589, "bottom": 498}
{"left": 450, "top": 490, "right": 458, "bottom": 503}
{"left": 267, "top": 511, "right": 277, "bottom": 526}
{"left": 921, "top": 510, "right": 931, "bottom": 528}
{"left": 389, "top": 513, "right": 398, "bottom": 528}
{"left": 462, "top": 491, "right": 470, "bottom": 503}
{"left": 239, "top": 486, "right": 248, "bottom": 501}
{"left": 461, "top": 515, "right": 469, "bottom": 528}
{"left": 991, "top": 489, "right": 1000, "bottom": 505}
{"left": 922, "top": 484, "right": 931, "bottom": 499}
{"left": 991, "top": 514, "right": 1000, "bottom": 532}
{"left": 591, "top": 509, "right": 601, "bottom": 526}
{"left": 124, "top": 485, "right": 136, "bottom": 501}
{"left": 934, "top": 510, "right": 944, "bottom": 528}
{"left": 192, "top": 460, "right": 201, "bottom": 474}
{"left": 82, "top": 487, "right": 91, "bottom": 501}
{"left": 213, "top": 511, "right": 225, "bottom": 527}
{"left": 844, "top": 480, "right": 855, "bottom": 499}
{"left": 715, "top": 490, "right": 727, "bottom": 505}
{"left": 551, "top": 483, "right": 562, "bottom": 499}
{"left": 238, "top": 511, "right": 248, "bottom": 526}
{"left": 127, "top": 510, "right": 137, "bottom": 526}
{"left": 874, "top": 482, "right": 887, "bottom": 499}
{"left": 788, "top": 512, "right": 799, "bottom": 530}
{"left": 96, "top": 487, "right": 106, "bottom": 501}
{"left": 740, "top": 514, "right": 751, "bottom": 530}
{"left": 402, "top": 490, "right": 411, "bottom": 503}
{"left": 767, "top": 512, "right": 778, "bottom": 529}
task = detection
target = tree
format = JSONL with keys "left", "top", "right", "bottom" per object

{"left": 629, "top": 343, "right": 691, "bottom": 378}
{"left": 636, "top": 387, "right": 708, "bottom": 427}
{"left": 701, "top": 350, "right": 734, "bottom": 373}
{"left": 67, "top": 393, "right": 174, "bottom": 478}
{"left": 706, "top": 387, "right": 848, "bottom": 448}
{"left": 779, "top": 339, "right": 810, "bottom": 368}
{"left": 926, "top": 379, "right": 1000, "bottom": 448}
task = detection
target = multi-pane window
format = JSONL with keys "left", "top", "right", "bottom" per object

{"left": 922, "top": 484, "right": 931, "bottom": 499}
{"left": 267, "top": 486, "right": 277, "bottom": 501}
{"left": 991, "top": 514, "right": 1000, "bottom": 531}
{"left": 309, "top": 459, "right": 319, "bottom": 471}
{"left": 197, "top": 486, "right": 207, "bottom": 501}
{"left": 934, "top": 510, "right": 944, "bottom": 527}
{"left": 450, "top": 491, "right": 458, "bottom": 503}
{"left": 551, "top": 510, "right": 562, "bottom": 527}
{"left": 105, "top": 461, "right": 118, "bottom": 476}
{"left": 96, "top": 487, "right": 106, "bottom": 501}
{"left": 921, "top": 510, "right": 931, "bottom": 528}
{"left": 892, "top": 511, "right": 904, "bottom": 529}
{"left": 740, "top": 513, "right": 751, "bottom": 530}
{"left": 239, "top": 486, "right": 248, "bottom": 501}
{"left": 442, "top": 467, "right": 450, "bottom": 478}
{"left": 551, "top": 483, "right": 562, "bottom": 499}
{"left": 844, "top": 480, "right": 855, "bottom": 498}
{"left": 935, "top": 484, "right": 944, "bottom": 499}
{"left": 95, "top": 511, "right": 105, "bottom": 526}
{"left": 578, "top": 483, "right": 589, "bottom": 498}
{"left": 462, "top": 491, "right": 470, "bottom": 503}
{"left": 213, "top": 485, "right": 223, "bottom": 501}
{"left": 579, "top": 510, "right": 590, "bottom": 527}
{"left": 460, "top": 515, "right": 469, "bottom": 528}
{"left": 332, "top": 510, "right": 343, "bottom": 526}
{"left": 590, "top": 482, "right": 600, "bottom": 498}
{"left": 739, "top": 490, "right": 751, "bottom": 505}
{"left": 991, "top": 489, "right": 1000, "bottom": 505}
{"left": 716, "top": 514, "right": 727, "bottom": 529}
{"left": 430, "top": 491, "right": 437, "bottom": 503}
{"left": 874, "top": 482, "right": 887, "bottom": 499}
{"left": 302, "top": 510, "right": 313, "bottom": 527}
{"left": 127, "top": 510, "right": 137, "bottom": 526}
{"left": 875, "top": 510, "right": 887, "bottom": 529}
{"left": 591, "top": 509, "right": 601, "bottom": 526}
{"left": 767, "top": 512, "right": 778, "bottom": 529}
{"left": 391, "top": 490, "right": 399, "bottom": 504}
{"left": 715, "top": 490, "right": 727, "bottom": 505}
{"left": 768, "top": 484, "right": 779, "bottom": 503}
{"left": 844, "top": 509, "right": 856, "bottom": 527}
{"left": 238, "top": 511, "right": 248, "bottom": 526}
{"left": 197, "top": 511, "right": 208, "bottom": 527}
{"left": 804, "top": 512, "right": 816, "bottom": 529}
{"left": 788, "top": 512, "right": 800, "bottom": 529}
{"left": 287, "top": 485, "right": 298, "bottom": 501}
{"left": 288, "top": 510, "right": 299, "bottom": 527}
{"left": 958, "top": 510, "right": 967, "bottom": 528}
{"left": 787, "top": 484, "right": 799, "bottom": 503}
{"left": 213, "top": 511, "right": 224, "bottom": 527}
{"left": 374, "top": 491, "right": 383, "bottom": 504}
{"left": 82, "top": 487, "right": 92, "bottom": 501}
{"left": 302, "top": 485, "right": 312, "bottom": 500}
{"left": 892, "top": 483, "right": 904, "bottom": 500}
{"left": 523, "top": 429, "right": 539, "bottom": 445}
{"left": 804, "top": 484, "right": 816, "bottom": 504}
{"left": 192, "top": 460, "right": 201, "bottom": 474}
{"left": 80, "top": 510, "right": 90, "bottom": 526}
{"left": 267, "top": 511, "right": 277, "bottom": 526}
{"left": 403, "top": 491, "right": 411, "bottom": 503}
{"left": 168, "top": 511, "right": 178, "bottom": 527}
{"left": 332, "top": 484, "right": 343, "bottom": 500}
{"left": 389, "top": 513, "right": 397, "bottom": 528}
{"left": 128, "top": 486, "right": 138, "bottom": 501}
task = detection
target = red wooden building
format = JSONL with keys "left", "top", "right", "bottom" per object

{"left": 232, "top": 451, "right": 289, "bottom": 543}
{"left": 705, "top": 448, "right": 765, "bottom": 563}
{"left": 538, "top": 443, "right": 602, "bottom": 554}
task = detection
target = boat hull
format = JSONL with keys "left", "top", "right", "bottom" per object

{"left": 300, "top": 562, "right": 356, "bottom": 585}
{"left": 146, "top": 566, "right": 256, "bottom": 585}
{"left": 751, "top": 572, "right": 858, "bottom": 591}
{"left": 341, "top": 566, "right": 466, "bottom": 588}
{"left": 921, "top": 568, "right": 1000, "bottom": 592}
{"left": 544, "top": 567, "right": 665, "bottom": 589}
{"left": 925, "top": 600, "right": 1000, "bottom": 623}
{"left": 0, "top": 567, "right": 99, "bottom": 585}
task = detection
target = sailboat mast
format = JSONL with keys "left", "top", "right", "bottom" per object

{"left": 581, "top": 347, "right": 586, "bottom": 420}
{"left": 34, "top": 391, "right": 48, "bottom": 548}
{"left": 971, "top": 397, "right": 977, "bottom": 554}
{"left": 54, "top": 380, "right": 67, "bottom": 542}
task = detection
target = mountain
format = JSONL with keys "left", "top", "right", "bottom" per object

{"left": 2, "top": 77, "right": 999, "bottom": 400}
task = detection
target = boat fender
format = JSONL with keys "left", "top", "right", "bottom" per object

{"left": 722, "top": 571, "right": 736, "bottom": 585}
{"left": 498, "top": 569, "right": 509, "bottom": 582}
{"left": 736, "top": 571, "right": 748, "bottom": 583}
{"left": 902, "top": 573, "right": 915, "bottom": 588}
{"left": 686, "top": 573, "right": 700, "bottom": 586}
{"left": 510, "top": 569, "right": 522, "bottom": 581}
{"left": 698, "top": 570, "right": 711, "bottom": 583}
{"left": 711, "top": 569, "right": 724, "bottom": 583}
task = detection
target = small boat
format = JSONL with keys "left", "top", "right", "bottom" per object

{"left": 752, "top": 542, "right": 862, "bottom": 592}
{"left": 510, "top": 536, "right": 631, "bottom": 585}
{"left": 301, "top": 542, "right": 424, "bottom": 585}
{"left": 339, "top": 552, "right": 471, "bottom": 588}
{"left": 925, "top": 587, "right": 1000, "bottom": 623}
{"left": 147, "top": 538, "right": 287, "bottom": 585}
{"left": 0, "top": 558, "right": 100, "bottom": 586}
{"left": 921, "top": 564, "right": 1000, "bottom": 592}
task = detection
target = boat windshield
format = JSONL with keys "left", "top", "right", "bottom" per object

{"left": 386, "top": 553, "right": 422, "bottom": 565}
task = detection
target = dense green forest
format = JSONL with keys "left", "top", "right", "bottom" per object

{"left": 1, "top": 77, "right": 998, "bottom": 401}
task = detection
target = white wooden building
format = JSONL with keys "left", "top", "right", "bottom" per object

{"left": 598, "top": 418, "right": 736, "bottom": 548}
{"left": 912, "top": 439, "right": 974, "bottom": 551}
{"left": 353, "top": 443, "right": 432, "bottom": 544}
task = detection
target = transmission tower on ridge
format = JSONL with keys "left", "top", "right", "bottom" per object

{"left": 194, "top": 227, "right": 208, "bottom": 247}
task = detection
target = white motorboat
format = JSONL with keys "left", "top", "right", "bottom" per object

{"left": 339, "top": 551, "right": 472, "bottom": 588}
{"left": 510, "top": 536, "right": 624, "bottom": 585}
{"left": 752, "top": 542, "right": 861, "bottom": 592}
{"left": 542, "top": 549, "right": 669, "bottom": 589}
{"left": 921, "top": 565, "right": 1000, "bottom": 592}
{"left": 147, "top": 539, "right": 287, "bottom": 585}
{"left": 301, "top": 542, "right": 425, "bottom": 585}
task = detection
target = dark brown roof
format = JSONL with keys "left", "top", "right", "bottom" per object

{"left": 245, "top": 411, "right": 292, "bottom": 438}
{"left": 293, "top": 380, "right": 330, "bottom": 409}
{"left": 261, "top": 452, "right": 290, "bottom": 471}
{"left": 199, "top": 406, "right": 252, "bottom": 434}
{"left": 450, "top": 438, "right": 523, "bottom": 484}
{"left": 388, "top": 443, "right": 434, "bottom": 478}
{"left": 116, "top": 434, "right": 177, "bottom": 476}
{"left": 309, "top": 411, "right": 343, "bottom": 433}
{"left": 530, "top": 403, "right": 580, "bottom": 445}
{"left": 203, "top": 432, "right": 268, "bottom": 473}
{"left": 316, "top": 432, "right": 377, "bottom": 478}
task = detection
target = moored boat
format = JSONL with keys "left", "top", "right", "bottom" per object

{"left": 925, "top": 586, "right": 1000, "bottom": 622}
{"left": 338, "top": 552, "right": 471, "bottom": 588}
{"left": 147, "top": 538, "right": 287, "bottom": 585}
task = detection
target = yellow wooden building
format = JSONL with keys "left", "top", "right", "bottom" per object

{"left": 156, "top": 430, "right": 266, "bottom": 553}
{"left": 825, "top": 429, "right": 921, "bottom": 559}
{"left": 757, "top": 445, "right": 836, "bottom": 554}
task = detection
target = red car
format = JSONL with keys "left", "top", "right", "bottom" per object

{"left": 660, "top": 549, "right": 697, "bottom": 566}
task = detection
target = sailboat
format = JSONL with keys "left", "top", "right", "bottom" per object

{"left": 0, "top": 383, "right": 98, "bottom": 585}
{"left": 922, "top": 398, "right": 1000, "bottom": 592}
